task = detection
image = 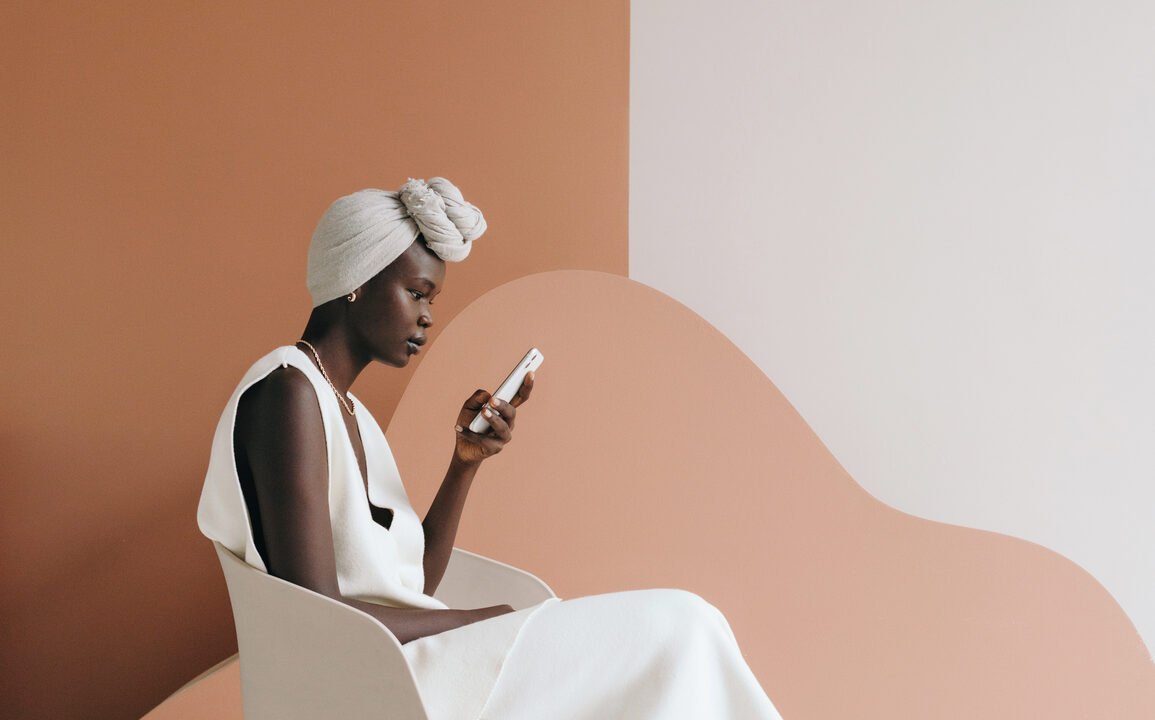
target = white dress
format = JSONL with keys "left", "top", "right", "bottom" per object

{"left": 198, "top": 347, "right": 782, "bottom": 720}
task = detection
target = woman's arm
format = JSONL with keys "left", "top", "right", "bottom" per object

{"left": 421, "top": 374, "right": 534, "bottom": 593}
{"left": 234, "top": 367, "right": 512, "bottom": 643}
{"left": 420, "top": 451, "right": 482, "bottom": 595}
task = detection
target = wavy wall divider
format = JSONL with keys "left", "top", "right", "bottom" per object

{"left": 388, "top": 271, "right": 1155, "bottom": 719}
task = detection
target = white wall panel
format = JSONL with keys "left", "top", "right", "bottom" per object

{"left": 631, "top": 0, "right": 1155, "bottom": 651}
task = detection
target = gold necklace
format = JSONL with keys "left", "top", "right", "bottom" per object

{"left": 295, "top": 340, "right": 356, "bottom": 416}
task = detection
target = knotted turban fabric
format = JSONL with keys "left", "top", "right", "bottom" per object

{"left": 306, "top": 177, "right": 487, "bottom": 307}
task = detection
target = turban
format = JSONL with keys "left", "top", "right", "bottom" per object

{"left": 306, "top": 177, "right": 487, "bottom": 307}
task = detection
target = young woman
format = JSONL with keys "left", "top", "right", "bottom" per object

{"left": 198, "top": 177, "right": 783, "bottom": 719}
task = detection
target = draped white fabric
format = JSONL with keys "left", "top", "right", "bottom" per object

{"left": 407, "top": 589, "right": 783, "bottom": 720}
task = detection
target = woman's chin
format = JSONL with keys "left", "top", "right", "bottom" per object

{"left": 376, "top": 351, "right": 411, "bottom": 369}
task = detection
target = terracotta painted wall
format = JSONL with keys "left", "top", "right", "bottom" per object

{"left": 0, "top": 2, "right": 627, "bottom": 718}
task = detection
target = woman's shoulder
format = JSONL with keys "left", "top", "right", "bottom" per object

{"left": 233, "top": 347, "right": 323, "bottom": 424}
{"left": 245, "top": 363, "right": 313, "bottom": 400}
{"left": 232, "top": 346, "right": 312, "bottom": 390}
{"left": 242, "top": 345, "right": 310, "bottom": 373}
{"left": 240, "top": 353, "right": 317, "bottom": 407}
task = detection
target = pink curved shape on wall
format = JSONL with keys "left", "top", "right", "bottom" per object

{"left": 388, "top": 270, "right": 1155, "bottom": 718}
{"left": 140, "top": 661, "right": 241, "bottom": 720}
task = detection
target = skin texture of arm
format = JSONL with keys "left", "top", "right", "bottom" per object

{"left": 422, "top": 375, "right": 533, "bottom": 593}
{"left": 233, "top": 366, "right": 513, "bottom": 644}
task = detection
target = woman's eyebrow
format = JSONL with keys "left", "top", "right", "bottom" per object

{"left": 413, "top": 277, "right": 437, "bottom": 291}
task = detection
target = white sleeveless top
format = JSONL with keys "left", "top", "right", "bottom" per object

{"left": 197, "top": 345, "right": 445, "bottom": 610}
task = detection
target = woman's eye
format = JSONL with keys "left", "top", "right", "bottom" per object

{"left": 409, "top": 290, "right": 423, "bottom": 300}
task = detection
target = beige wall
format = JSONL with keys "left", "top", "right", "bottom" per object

{"left": 0, "top": 2, "right": 627, "bottom": 717}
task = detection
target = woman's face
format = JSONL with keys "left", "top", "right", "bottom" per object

{"left": 350, "top": 240, "right": 447, "bottom": 368}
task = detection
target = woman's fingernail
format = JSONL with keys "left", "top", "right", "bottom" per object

{"left": 483, "top": 408, "right": 492, "bottom": 417}
{"left": 454, "top": 425, "right": 464, "bottom": 433}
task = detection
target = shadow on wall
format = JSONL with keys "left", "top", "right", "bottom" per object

{"left": 387, "top": 270, "right": 1155, "bottom": 720}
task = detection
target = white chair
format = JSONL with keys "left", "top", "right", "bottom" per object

{"left": 213, "top": 541, "right": 555, "bottom": 720}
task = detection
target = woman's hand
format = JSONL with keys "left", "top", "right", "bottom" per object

{"left": 452, "top": 371, "right": 535, "bottom": 465}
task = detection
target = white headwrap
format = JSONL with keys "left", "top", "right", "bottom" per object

{"left": 306, "top": 177, "right": 486, "bottom": 307}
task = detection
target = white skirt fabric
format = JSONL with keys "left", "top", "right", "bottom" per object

{"left": 404, "top": 589, "right": 782, "bottom": 720}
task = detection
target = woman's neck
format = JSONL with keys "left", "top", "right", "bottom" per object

{"left": 298, "top": 311, "right": 368, "bottom": 395}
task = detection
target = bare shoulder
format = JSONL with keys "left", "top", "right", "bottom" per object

{"left": 233, "top": 365, "right": 334, "bottom": 582}
{"left": 236, "top": 366, "right": 324, "bottom": 447}
{"left": 241, "top": 365, "right": 316, "bottom": 409}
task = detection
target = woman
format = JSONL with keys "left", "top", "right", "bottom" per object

{"left": 198, "top": 178, "right": 783, "bottom": 719}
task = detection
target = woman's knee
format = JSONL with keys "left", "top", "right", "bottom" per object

{"left": 638, "top": 589, "right": 728, "bottom": 632}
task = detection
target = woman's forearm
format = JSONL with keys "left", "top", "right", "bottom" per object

{"left": 421, "top": 456, "right": 481, "bottom": 593}
{"left": 420, "top": 388, "right": 527, "bottom": 593}
{"left": 346, "top": 596, "right": 513, "bottom": 644}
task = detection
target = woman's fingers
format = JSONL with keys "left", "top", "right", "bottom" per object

{"left": 486, "top": 397, "right": 516, "bottom": 430}
{"left": 456, "top": 390, "right": 491, "bottom": 426}
{"left": 479, "top": 401, "right": 512, "bottom": 441}
{"left": 510, "top": 371, "right": 534, "bottom": 408}
{"left": 463, "top": 389, "right": 489, "bottom": 411}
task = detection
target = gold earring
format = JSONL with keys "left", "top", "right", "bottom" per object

{"left": 347, "top": 291, "right": 357, "bottom": 302}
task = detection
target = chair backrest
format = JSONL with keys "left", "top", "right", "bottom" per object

{"left": 214, "top": 542, "right": 556, "bottom": 720}
{"left": 213, "top": 542, "right": 429, "bottom": 720}
{"left": 432, "top": 546, "right": 555, "bottom": 611}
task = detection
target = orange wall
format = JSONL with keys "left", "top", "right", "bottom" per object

{"left": 0, "top": 2, "right": 628, "bottom": 717}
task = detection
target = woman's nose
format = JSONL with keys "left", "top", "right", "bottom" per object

{"left": 418, "top": 309, "right": 433, "bottom": 328}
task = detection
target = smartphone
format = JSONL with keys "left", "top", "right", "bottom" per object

{"left": 468, "top": 348, "right": 544, "bottom": 433}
